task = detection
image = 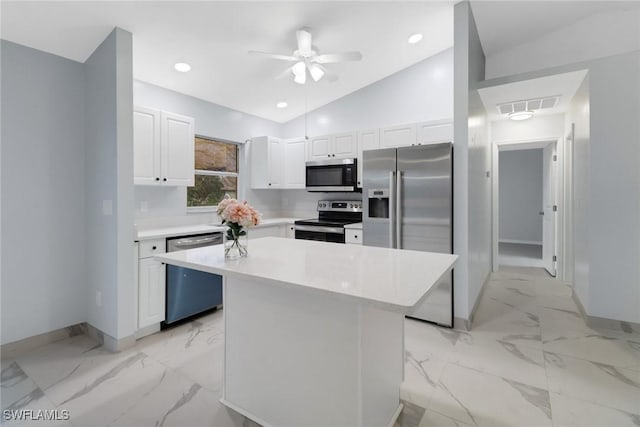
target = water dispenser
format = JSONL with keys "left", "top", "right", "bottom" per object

{"left": 368, "top": 189, "right": 389, "bottom": 218}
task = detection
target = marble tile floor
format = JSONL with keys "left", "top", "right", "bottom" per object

{"left": 2, "top": 267, "right": 639, "bottom": 427}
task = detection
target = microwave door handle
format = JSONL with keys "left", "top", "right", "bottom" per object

{"left": 389, "top": 171, "right": 396, "bottom": 249}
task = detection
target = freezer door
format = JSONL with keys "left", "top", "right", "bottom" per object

{"left": 397, "top": 143, "right": 453, "bottom": 326}
{"left": 363, "top": 148, "right": 397, "bottom": 248}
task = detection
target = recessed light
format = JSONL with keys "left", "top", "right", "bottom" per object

{"left": 408, "top": 33, "right": 423, "bottom": 44}
{"left": 276, "top": 102, "right": 288, "bottom": 109}
{"left": 174, "top": 62, "right": 191, "bottom": 72}
{"left": 508, "top": 111, "right": 534, "bottom": 121}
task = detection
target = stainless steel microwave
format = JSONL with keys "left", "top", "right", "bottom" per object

{"left": 305, "top": 158, "right": 357, "bottom": 192}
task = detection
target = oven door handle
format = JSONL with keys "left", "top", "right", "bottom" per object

{"left": 294, "top": 225, "right": 345, "bottom": 234}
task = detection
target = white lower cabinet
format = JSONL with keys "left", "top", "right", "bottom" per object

{"left": 346, "top": 229, "right": 363, "bottom": 245}
{"left": 138, "top": 238, "right": 166, "bottom": 330}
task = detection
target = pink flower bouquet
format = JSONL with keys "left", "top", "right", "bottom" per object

{"left": 216, "top": 197, "right": 261, "bottom": 258}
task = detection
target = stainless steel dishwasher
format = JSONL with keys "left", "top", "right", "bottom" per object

{"left": 164, "top": 232, "right": 223, "bottom": 326}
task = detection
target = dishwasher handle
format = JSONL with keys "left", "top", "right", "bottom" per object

{"left": 168, "top": 233, "right": 223, "bottom": 251}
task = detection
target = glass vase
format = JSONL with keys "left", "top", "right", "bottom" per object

{"left": 224, "top": 227, "right": 248, "bottom": 260}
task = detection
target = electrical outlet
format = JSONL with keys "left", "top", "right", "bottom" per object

{"left": 96, "top": 290, "right": 102, "bottom": 307}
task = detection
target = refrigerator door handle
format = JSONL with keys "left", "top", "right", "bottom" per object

{"left": 389, "top": 171, "right": 396, "bottom": 248}
{"left": 396, "top": 170, "right": 403, "bottom": 249}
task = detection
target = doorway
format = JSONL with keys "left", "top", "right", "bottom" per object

{"left": 492, "top": 139, "right": 561, "bottom": 277}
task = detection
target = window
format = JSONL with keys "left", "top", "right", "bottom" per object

{"left": 187, "top": 137, "right": 239, "bottom": 209}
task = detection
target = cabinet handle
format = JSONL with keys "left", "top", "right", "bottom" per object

{"left": 155, "top": 177, "right": 160, "bottom": 181}
{"left": 268, "top": 183, "right": 271, "bottom": 186}
{"left": 152, "top": 245, "right": 157, "bottom": 250}
{"left": 163, "top": 178, "right": 167, "bottom": 182}
{"left": 354, "top": 235, "right": 358, "bottom": 239}
{"left": 327, "top": 154, "right": 331, "bottom": 157}
{"left": 332, "top": 154, "right": 336, "bottom": 157}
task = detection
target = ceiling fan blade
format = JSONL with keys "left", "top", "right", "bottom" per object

{"left": 248, "top": 51, "right": 298, "bottom": 61}
{"left": 314, "top": 51, "right": 363, "bottom": 64}
{"left": 296, "top": 27, "right": 313, "bottom": 55}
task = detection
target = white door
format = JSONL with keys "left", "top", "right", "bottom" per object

{"left": 284, "top": 138, "right": 306, "bottom": 188}
{"left": 542, "top": 142, "right": 557, "bottom": 276}
{"left": 138, "top": 258, "right": 166, "bottom": 328}
{"left": 307, "top": 135, "right": 331, "bottom": 161}
{"left": 160, "top": 111, "right": 194, "bottom": 186}
{"left": 380, "top": 123, "right": 417, "bottom": 148}
{"left": 357, "top": 129, "right": 380, "bottom": 188}
{"left": 268, "top": 138, "right": 284, "bottom": 188}
{"left": 133, "top": 106, "right": 161, "bottom": 185}
{"left": 332, "top": 132, "right": 357, "bottom": 158}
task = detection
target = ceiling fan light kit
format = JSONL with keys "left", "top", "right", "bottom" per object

{"left": 248, "top": 27, "right": 362, "bottom": 85}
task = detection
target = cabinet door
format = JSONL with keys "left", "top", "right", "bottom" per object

{"left": 284, "top": 138, "right": 306, "bottom": 189}
{"left": 307, "top": 135, "right": 331, "bottom": 161}
{"left": 417, "top": 120, "right": 453, "bottom": 145}
{"left": 380, "top": 123, "right": 417, "bottom": 148}
{"left": 133, "top": 106, "right": 161, "bottom": 185}
{"left": 333, "top": 132, "right": 357, "bottom": 158}
{"left": 267, "top": 137, "right": 284, "bottom": 188}
{"left": 160, "top": 111, "right": 194, "bottom": 186}
{"left": 357, "top": 129, "right": 380, "bottom": 188}
{"left": 138, "top": 258, "right": 166, "bottom": 328}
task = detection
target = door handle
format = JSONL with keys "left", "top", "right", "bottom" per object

{"left": 539, "top": 211, "right": 544, "bottom": 216}
{"left": 396, "top": 171, "right": 403, "bottom": 249}
{"left": 389, "top": 171, "right": 396, "bottom": 249}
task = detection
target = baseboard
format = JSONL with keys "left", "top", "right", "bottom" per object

{"left": 499, "top": 239, "right": 542, "bottom": 245}
{"left": 1, "top": 323, "right": 92, "bottom": 360}
{"left": 134, "top": 323, "right": 161, "bottom": 340}
{"left": 571, "top": 290, "right": 640, "bottom": 334}
{"left": 466, "top": 272, "right": 492, "bottom": 330}
{"left": 453, "top": 317, "right": 472, "bottom": 331}
{"left": 84, "top": 323, "right": 136, "bottom": 352}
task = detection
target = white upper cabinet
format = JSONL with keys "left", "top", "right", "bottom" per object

{"left": 134, "top": 106, "right": 195, "bottom": 186}
{"left": 380, "top": 123, "right": 417, "bottom": 148}
{"left": 284, "top": 138, "right": 306, "bottom": 189}
{"left": 133, "top": 106, "right": 161, "bottom": 185}
{"left": 307, "top": 132, "right": 357, "bottom": 161}
{"left": 250, "top": 136, "right": 285, "bottom": 189}
{"left": 357, "top": 129, "right": 380, "bottom": 188}
{"left": 416, "top": 119, "right": 453, "bottom": 145}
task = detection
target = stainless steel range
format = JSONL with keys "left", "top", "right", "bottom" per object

{"left": 294, "top": 200, "right": 362, "bottom": 243}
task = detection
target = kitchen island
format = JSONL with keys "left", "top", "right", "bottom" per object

{"left": 155, "top": 237, "right": 457, "bottom": 427}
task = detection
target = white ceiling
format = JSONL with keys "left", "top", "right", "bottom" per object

{"left": 1, "top": 1, "right": 454, "bottom": 123}
{"left": 470, "top": 0, "right": 637, "bottom": 56}
{"left": 478, "top": 69, "right": 588, "bottom": 122}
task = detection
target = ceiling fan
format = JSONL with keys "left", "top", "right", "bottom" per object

{"left": 249, "top": 27, "right": 363, "bottom": 84}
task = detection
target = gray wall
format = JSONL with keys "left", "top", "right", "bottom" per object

{"left": 499, "top": 149, "right": 543, "bottom": 244}
{"left": 1, "top": 41, "right": 87, "bottom": 344}
{"left": 281, "top": 48, "right": 453, "bottom": 139}
{"left": 133, "top": 81, "right": 284, "bottom": 223}
{"left": 453, "top": 1, "right": 491, "bottom": 322}
{"left": 84, "top": 28, "right": 135, "bottom": 340}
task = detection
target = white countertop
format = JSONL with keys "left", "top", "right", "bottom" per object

{"left": 344, "top": 222, "right": 362, "bottom": 230}
{"left": 135, "top": 217, "right": 300, "bottom": 241}
{"left": 154, "top": 237, "right": 457, "bottom": 314}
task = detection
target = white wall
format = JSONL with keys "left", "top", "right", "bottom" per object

{"left": 499, "top": 149, "right": 543, "bottom": 244}
{"left": 1, "top": 41, "right": 87, "bottom": 344}
{"left": 492, "top": 114, "right": 565, "bottom": 142}
{"left": 460, "top": 2, "right": 492, "bottom": 322}
{"left": 280, "top": 48, "right": 453, "bottom": 139}
{"left": 133, "top": 81, "right": 284, "bottom": 225}
{"left": 84, "top": 28, "right": 135, "bottom": 340}
{"left": 485, "top": 6, "right": 640, "bottom": 79}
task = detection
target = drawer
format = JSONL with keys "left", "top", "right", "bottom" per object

{"left": 139, "top": 238, "right": 166, "bottom": 258}
{"left": 345, "top": 229, "right": 362, "bottom": 245}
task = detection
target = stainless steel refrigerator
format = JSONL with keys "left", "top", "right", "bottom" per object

{"left": 363, "top": 142, "right": 453, "bottom": 327}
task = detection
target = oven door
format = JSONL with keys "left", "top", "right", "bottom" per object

{"left": 305, "top": 159, "right": 356, "bottom": 192}
{"left": 294, "top": 225, "right": 346, "bottom": 243}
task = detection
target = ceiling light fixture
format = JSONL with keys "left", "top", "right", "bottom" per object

{"left": 174, "top": 62, "right": 191, "bottom": 72}
{"left": 292, "top": 61, "right": 306, "bottom": 85}
{"left": 408, "top": 33, "right": 423, "bottom": 44}
{"left": 276, "top": 102, "right": 288, "bottom": 109}
{"left": 309, "top": 64, "right": 325, "bottom": 82}
{"left": 508, "top": 111, "right": 534, "bottom": 121}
